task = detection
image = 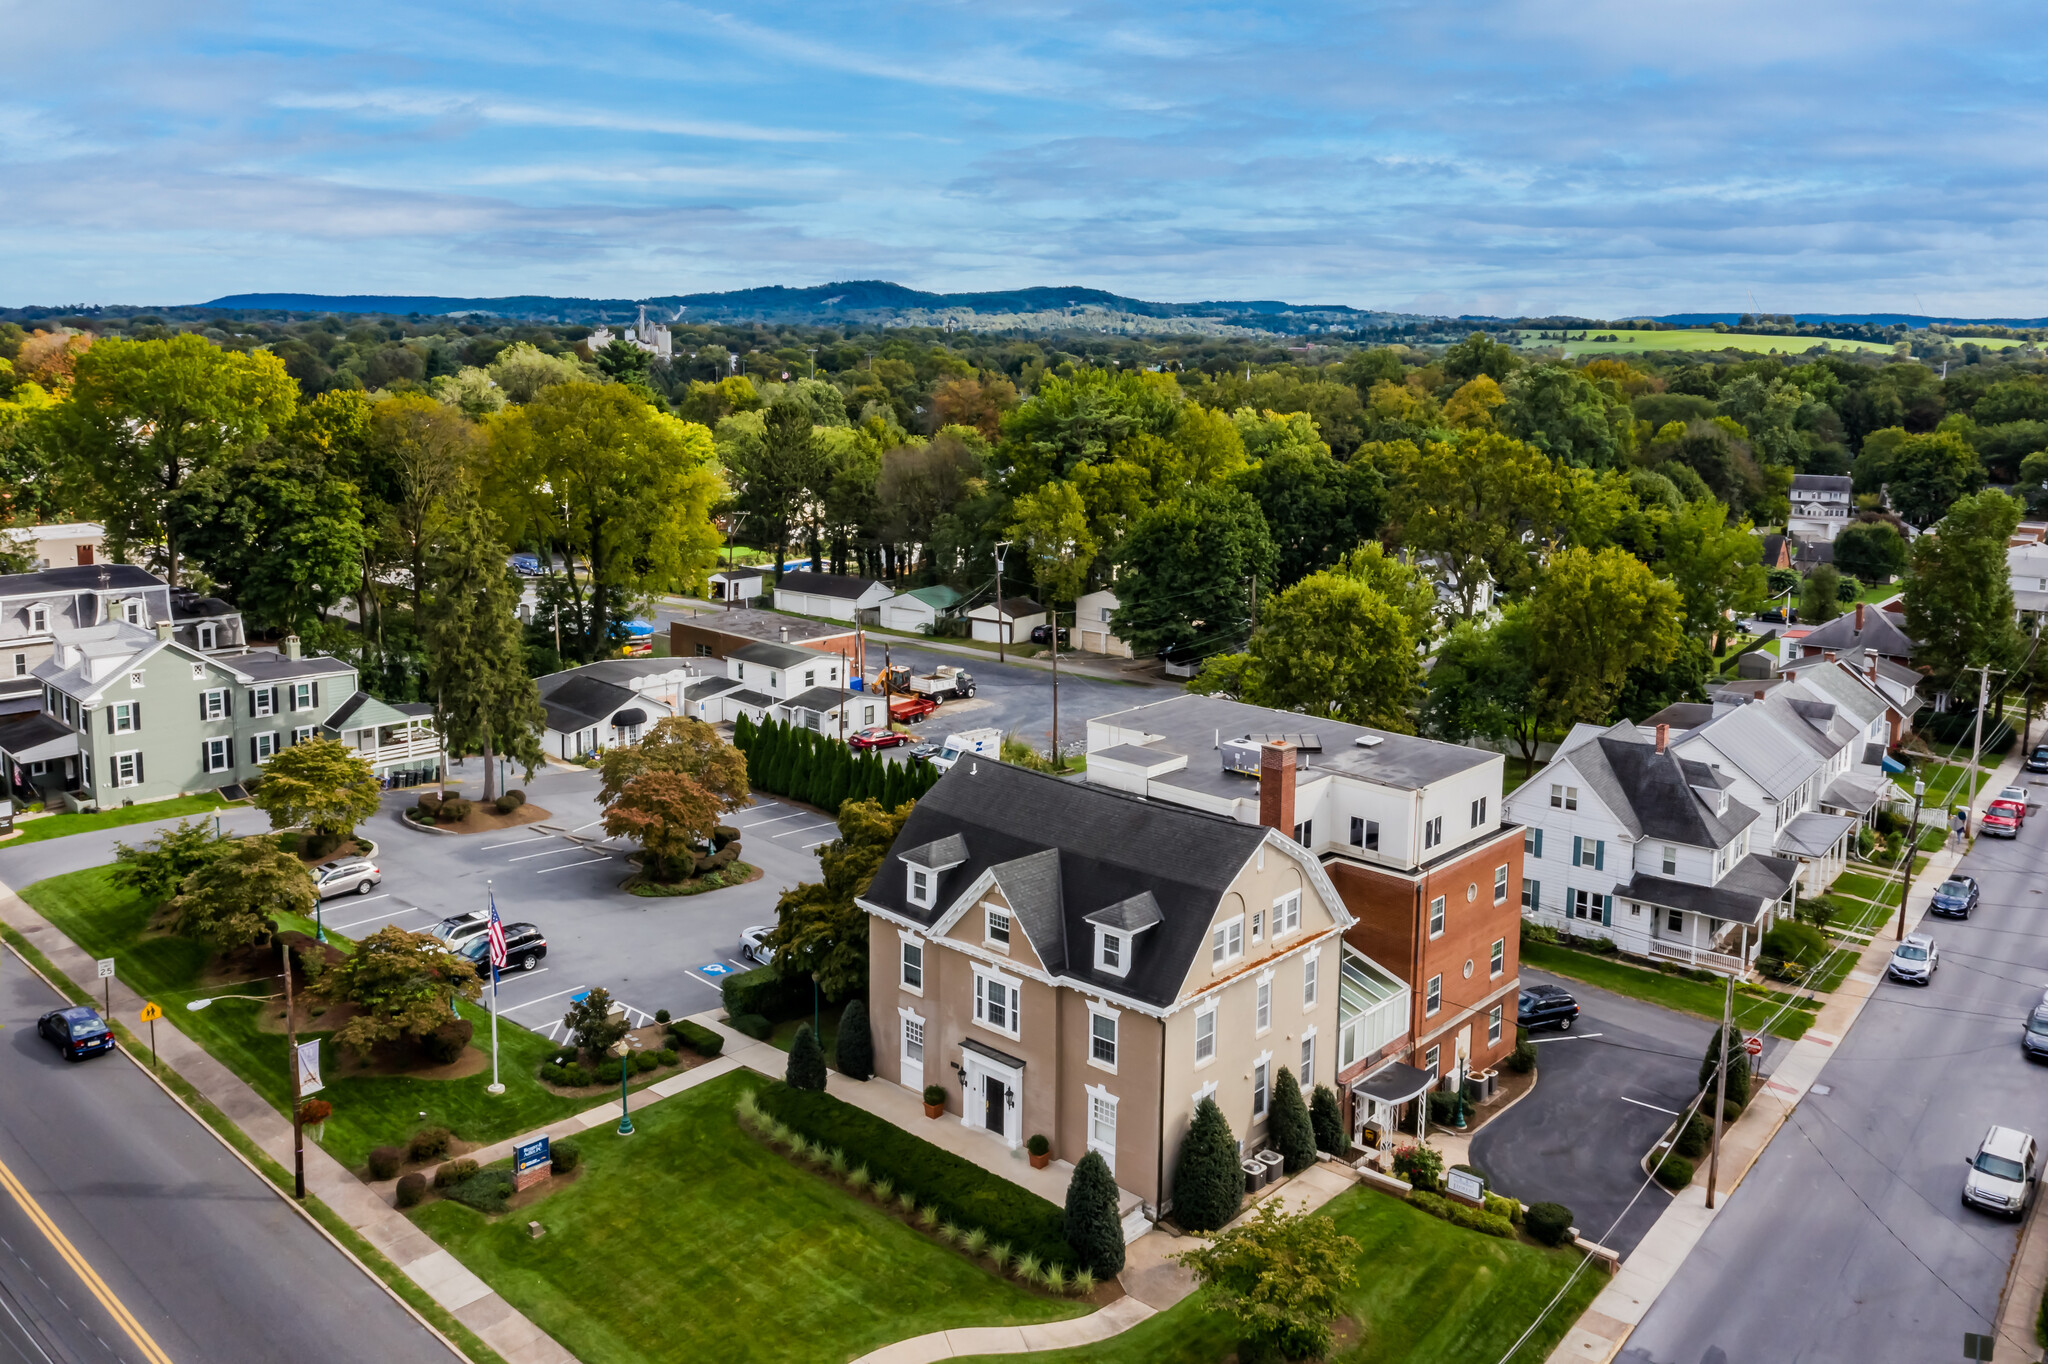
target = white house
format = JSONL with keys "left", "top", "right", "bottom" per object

{"left": 3, "top": 523, "right": 104, "bottom": 571}
{"left": 967, "top": 596, "right": 1045, "bottom": 645}
{"left": 536, "top": 664, "right": 685, "bottom": 760}
{"left": 879, "top": 585, "right": 963, "bottom": 635}
{"left": 2010, "top": 523, "right": 2048, "bottom": 629}
{"left": 773, "top": 570, "right": 890, "bottom": 622}
{"left": 1786, "top": 475, "right": 1854, "bottom": 543}
{"left": 1074, "top": 589, "right": 1133, "bottom": 658}
{"left": 1504, "top": 721, "right": 1799, "bottom": 974}
{"left": 707, "top": 567, "right": 765, "bottom": 604}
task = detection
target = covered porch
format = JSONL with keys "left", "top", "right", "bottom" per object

{"left": 0, "top": 712, "right": 79, "bottom": 808}
{"left": 1781, "top": 810, "right": 1858, "bottom": 896}
{"left": 1624, "top": 853, "right": 1800, "bottom": 976}
{"left": 320, "top": 691, "right": 444, "bottom": 783}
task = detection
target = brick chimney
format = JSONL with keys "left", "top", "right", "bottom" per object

{"left": 1258, "top": 741, "right": 1296, "bottom": 835}
{"left": 1868, "top": 655, "right": 1879, "bottom": 682}
{"left": 1824, "top": 650, "right": 1836, "bottom": 663}
{"left": 1655, "top": 722, "right": 1669, "bottom": 754}
{"left": 1854, "top": 602, "right": 1866, "bottom": 631}
{"left": 1754, "top": 688, "right": 1767, "bottom": 702}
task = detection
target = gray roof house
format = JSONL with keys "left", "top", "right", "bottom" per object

{"left": 0, "top": 564, "right": 245, "bottom": 717}
{"left": 1795, "top": 602, "right": 1916, "bottom": 667}
{"left": 772, "top": 570, "right": 891, "bottom": 622}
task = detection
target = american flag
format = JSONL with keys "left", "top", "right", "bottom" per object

{"left": 486, "top": 893, "right": 507, "bottom": 973}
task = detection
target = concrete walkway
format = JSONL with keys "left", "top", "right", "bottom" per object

{"left": 1546, "top": 744, "right": 2028, "bottom": 1364}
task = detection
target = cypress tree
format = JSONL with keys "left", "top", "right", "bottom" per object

{"left": 828, "top": 744, "right": 852, "bottom": 813}
{"left": 756, "top": 722, "right": 780, "bottom": 795}
{"left": 733, "top": 712, "right": 754, "bottom": 752}
{"left": 787, "top": 1023, "right": 827, "bottom": 1091}
{"left": 835, "top": 998, "right": 873, "bottom": 1081}
{"left": 1171, "top": 1097, "right": 1242, "bottom": 1232}
{"left": 1699, "top": 1025, "right": 1751, "bottom": 1107}
{"left": 1310, "top": 1084, "right": 1349, "bottom": 1157}
{"left": 1268, "top": 1066, "right": 1317, "bottom": 1173}
{"left": 884, "top": 762, "right": 907, "bottom": 809}
{"left": 1064, "top": 1151, "right": 1126, "bottom": 1278}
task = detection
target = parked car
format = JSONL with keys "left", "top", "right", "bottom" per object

{"left": 1929, "top": 875, "right": 1980, "bottom": 918}
{"left": 1517, "top": 984, "right": 1579, "bottom": 1032}
{"left": 1759, "top": 607, "right": 1794, "bottom": 624}
{"left": 38, "top": 1005, "right": 115, "bottom": 1062}
{"left": 2022, "top": 1006, "right": 2048, "bottom": 1063}
{"left": 1963, "top": 1126, "right": 2038, "bottom": 1219}
{"left": 848, "top": 726, "right": 909, "bottom": 751}
{"left": 906, "top": 741, "right": 942, "bottom": 765}
{"left": 313, "top": 858, "right": 382, "bottom": 898}
{"left": 1888, "top": 933, "right": 1938, "bottom": 984}
{"left": 509, "top": 552, "right": 543, "bottom": 577}
{"left": 458, "top": 923, "right": 548, "bottom": 972}
{"left": 1029, "top": 624, "right": 1070, "bottom": 647}
{"left": 430, "top": 911, "right": 492, "bottom": 952}
{"left": 2029, "top": 746, "right": 2048, "bottom": 774}
{"left": 1983, "top": 801, "right": 2025, "bottom": 838}
{"left": 739, "top": 925, "right": 776, "bottom": 966}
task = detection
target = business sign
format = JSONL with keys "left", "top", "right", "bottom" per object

{"left": 513, "top": 1135, "right": 553, "bottom": 1191}
{"left": 296, "top": 1039, "right": 324, "bottom": 1097}
{"left": 1446, "top": 1168, "right": 1486, "bottom": 1204}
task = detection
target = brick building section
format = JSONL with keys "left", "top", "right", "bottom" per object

{"left": 668, "top": 614, "right": 859, "bottom": 670}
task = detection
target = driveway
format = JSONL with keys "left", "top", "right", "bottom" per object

{"left": 1470, "top": 968, "right": 1718, "bottom": 1256}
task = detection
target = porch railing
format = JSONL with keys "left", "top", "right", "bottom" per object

{"left": 1645, "top": 938, "right": 1748, "bottom": 976}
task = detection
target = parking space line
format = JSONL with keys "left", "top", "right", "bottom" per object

{"left": 802, "top": 838, "right": 834, "bottom": 849}
{"left": 1528, "top": 1032, "right": 1604, "bottom": 1043}
{"left": 499, "top": 983, "right": 588, "bottom": 1014}
{"left": 330, "top": 903, "right": 432, "bottom": 931}
{"left": 487, "top": 967, "right": 550, "bottom": 991}
{"left": 483, "top": 836, "right": 555, "bottom": 850}
{"left": 1620, "top": 1096, "right": 1680, "bottom": 1115}
{"left": 771, "top": 823, "right": 837, "bottom": 839}
{"left": 571, "top": 820, "right": 604, "bottom": 833}
{"left": 535, "top": 856, "right": 612, "bottom": 874}
{"left": 508, "top": 845, "right": 592, "bottom": 862}
{"left": 732, "top": 811, "right": 807, "bottom": 831}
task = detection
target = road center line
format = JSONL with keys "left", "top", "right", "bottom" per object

{"left": 535, "top": 856, "right": 612, "bottom": 873}
{"left": 0, "top": 1153, "right": 175, "bottom": 1364}
{"left": 507, "top": 845, "right": 593, "bottom": 862}
{"left": 1620, "top": 1096, "right": 1681, "bottom": 1115}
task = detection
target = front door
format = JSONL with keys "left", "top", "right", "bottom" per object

{"left": 984, "top": 1075, "right": 1006, "bottom": 1140}
{"left": 901, "top": 1017, "right": 924, "bottom": 1093}
{"left": 77, "top": 545, "right": 92, "bottom": 566}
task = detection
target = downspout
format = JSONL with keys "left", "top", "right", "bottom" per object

{"left": 1156, "top": 1015, "right": 1167, "bottom": 1218}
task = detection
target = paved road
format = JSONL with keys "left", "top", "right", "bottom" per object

{"left": 1622, "top": 796, "right": 2048, "bottom": 1363}
{"left": 1470, "top": 969, "right": 1711, "bottom": 1257}
{"left": 0, "top": 955, "right": 453, "bottom": 1363}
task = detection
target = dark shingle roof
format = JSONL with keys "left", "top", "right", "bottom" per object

{"left": 1560, "top": 723, "right": 1759, "bottom": 847}
{"left": 730, "top": 641, "right": 821, "bottom": 669}
{"left": 1797, "top": 608, "right": 1916, "bottom": 659}
{"left": 863, "top": 761, "right": 1269, "bottom": 1009}
{"left": 0, "top": 564, "right": 160, "bottom": 597}
{"left": 776, "top": 570, "right": 882, "bottom": 599}
{"left": 1617, "top": 854, "right": 1799, "bottom": 927}
{"left": 539, "top": 675, "right": 637, "bottom": 730}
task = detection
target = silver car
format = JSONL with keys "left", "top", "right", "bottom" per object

{"left": 739, "top": 925, "right": 776, "bottom": 967}
{"left": 430, "top": 911, "right": 491, "bottom": 951}
{"left": 1963, "top": 1125, "right": 2037, "bottom": 1219}
{"left": 314, "top": 859, "right": 381, "bottom": 899}
{"left": 1888, "top": 933, "right": 1937, "bottom": 985}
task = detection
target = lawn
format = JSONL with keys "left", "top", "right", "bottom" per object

{"left": 1511, "top": 328, "right": 1895, "bottom": 357}
{"left": 1915, "top": 762, "right": 1994, "bottom": 809}
{"left": 18, "top": 864, "right": 627, "bottom": 1170}
{"left": 413, "top": 1069, "right": 1081, "bottom": 1364}
{"left": 2, "top": 792, "right": 235, "bottom": 847}
{"left": 1831, "top": 872, "right": 1903, "bottom": 908}
{"left": 950, "top": 1185, "right": 1601, "bottom": 1364}
{"left": 768, "top": 998, "right": 848, "bottom": 1059}
{"left": 1521, "top": 940, "right": 1814, "bottom": 1039}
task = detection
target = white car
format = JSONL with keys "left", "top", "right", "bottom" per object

{"left": 1964, "top": 1125, "right": 2038, "bottom": 1219}
{"left": 1887, "top": 933, "right": 1937, "bottom": 985}
{"left": 2001, "top": 786, "right": 2030, "bottom": 805}
{"left": 430, "top": 911, "right": 492, "bottom": 951}
{"left": 313, "top": 859, "right": 381, "bottom": 899}
{"left": 738, "top": 925, "right": 776, "bottom": 967}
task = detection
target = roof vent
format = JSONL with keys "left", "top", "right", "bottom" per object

{"left": 1354, "top": 735, "right": 1383, "bottom": 748}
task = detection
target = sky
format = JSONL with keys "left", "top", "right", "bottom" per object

{"left": 4, "top": 1, "right": 2048, "bottom": 317}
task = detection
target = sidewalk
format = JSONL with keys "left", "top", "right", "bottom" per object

{"left": 1547, "top": 744, "right": 2029, "bottom": 1364}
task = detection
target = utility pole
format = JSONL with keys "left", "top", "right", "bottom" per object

{"left": 1899, "top": 775, "right": 1926, "bottom": 943}
{"left": 1706, "top": 971, "right": 1732, "bottom": 1208}
{"left": 993, "top": 541, "right": 1012, "bottom": 664}
{"left": 1050, "top": 600, "right": 1060, "bottom": 769}
{"left": 281, "top": 936, "right": 306, "bottom": 1199}
{"left": 1966, "top": 664, "right": 1997, "bottom": 809}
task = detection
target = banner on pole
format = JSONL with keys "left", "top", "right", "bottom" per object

{"left": 297, "top": 1039, "right": 324, "bottom": 1096}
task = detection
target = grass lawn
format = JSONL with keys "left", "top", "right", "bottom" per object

{"left": 19, "top": 865, "right": 625, "bottom": 1170}
{"left": 1917, "top": 762, "right": 1994, "bottom": 809}
{"left": 413, "top": 1070, "right": 1080, "bottom": 1364}
{"left": 951, "top": 1185, "right": 1601, "bottom": 1364}
{"left": 1830, "top": 872, "right": 1903, "bottom": 907}
{"left": 1521, "top": 941, "right": 1814, "bottom": 1039}
{"left": 1512, "top": 328, "right": 1895, "bottom": 357}
{"left": 3, "top": 792, "right": 235, "bottom": 847}
{"left": 768, "top": 998, "right": 848, "bottom": 1059}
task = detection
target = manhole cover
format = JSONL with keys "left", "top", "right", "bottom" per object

{"left": 1811, "top": 1085, "right": 1832, "bottom": 1096}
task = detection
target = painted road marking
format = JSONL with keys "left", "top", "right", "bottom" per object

{"left": 535, "top": 856, "right": 612, "bottom": 874}
{"left": 499, "top": 983, "right": 591, "bottom": 1014}
{"left": 482, "top": 836, "right": 555, "bottom": 850}
{"left": 571, "top": 820, "right": 604, "bottom": 833}
{"left": 731, "top": 811, "right": 807, "bottom": 831}
{"left": 0, "top": 1152, "right": 175, "bottom": 1364}
{"left": 697, "top": 963, "right": 733, "bottom": 978}
{"left": 1620, "top": 1096, "right": 1680, "bottom": 1115}
{"left": 507, "top": 845, "right": 592, "bottom": 862}
{"left": 329, "top": 903, "right": 433, "bottom": 932}
{"left": 1527, "top": 1033, "right": 1604, "bottom": 1043}
{"left": 770, "top": 823, "right": 836, "bottom": 839}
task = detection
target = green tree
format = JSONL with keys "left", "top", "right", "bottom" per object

{"left": 365, "top": 394, "right": 482, "bottom": 622}
{"left": 787, "top": 1023, "right": 828, "bottom": 1091}
{"left": 111, "top": 818, "right": 236, "bottom": 902}
{"left": 1882, "top": 429, "right": 1987, "bottom": 528}
{"left": 1799, "top": 564, "right": 1844, "bottom": 625}
{"left": 1112, "top": 483, "right": 1276, "bottom": 659}
{"left": 597, "top": 716, "right": 750, "bottom": 808}
{"left": 321, "top": 925, "right": 483, "bottom": 1059}
{"left": 163, "top": 837, "right": 315, "bottom": 950}
{"left": 605, "top": 772, "right": 731, "bottom": 883}
{"left": 1699, "top": 1024, "right": 1751, "bottom": 1107}
{"left": 420, "top": 489, "right": 546, "bottom": 801}
{"left": 2018, "top": 449, "right": 2048, "bottom": 517}
{"left": 720, "top": 399, "right": 829, "bottom": 579}
{"left": 1903, "top": 489, "right": 2025, "bottom": 693}
{"left": 51, "top": 334, "right": 298, "bottom": 582}
{"left": 1009, "top": 479, "right": 1098, "bottom": 623}
{"left": 1422, "top": 611, "right": 1543, "bottom": 776}
{"left": 562, "top": 985, "right": 630, "bottom": 1061}
{"left": 484, "top": 341, "right": 586, "bottom": 403}
{"left": 1230, "top": 441, "right": 1383, "bottom": 588}
{"left": 1173, "top": 1199, "right": 1360, "bottom": 1362}
{"left": 1309, "top": 1085, "right": 1348, "bottom": 1158}
{"left": 1659, "top": 498, "right": 1766, "bottom": 648}
{"left": 249, "top": 737, "right": 383, "bottom": 846}
{"left": 1378, "top": 433, "right": 1567, "bottom": 614}
{"left": 1241, "top": 567, "right": 1424, "bottom": 731}
{"left": 765, "top": 798, "right": 914, "bottom": 1000}
{"left": 1527, "top": 547, "right": 1684, "bottom": 727}
{"left": 1832, "top": 521, "right": 1908, "bottom": 584}
{"left": 835, "top": 997, "right": 873, "bottom": 1081}
{"left": 1064, "top": 1151, "right": 1126, "bottom": 1279}
{"left": 1267, "top": 1066, "right": 1317, "bottom": 1173}
{"left": 1500, "top": 364, "right": 1631, "bottom": 468}
{"left": 1441, "top": 331, "right": 1521, "bottom": 384}
{"left": 1171, "top": 1096, "right": 1242, "bottom": 1233}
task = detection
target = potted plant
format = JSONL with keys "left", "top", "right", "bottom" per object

{"left": 1027, "top": 1133, "right": 1051, "bottom": 1169}
{"left": 923, "top": 1084, "right": 947, "bottom": 1119}
{"left": 298, "top": 1098, "right": 333, "bottom": 1144}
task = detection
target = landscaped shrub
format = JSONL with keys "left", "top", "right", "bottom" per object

{"left": 394, "top": 1173, "right": 427, "bottom": 1208}
{"left": 671, "top": 1020, "right": 724, "bottom": 1056}
{"left": 1064, "top": 1151, "right": 1126, "bottom": 1279}
{"left": 1525, "top": 1201, "right": 1575, "bottom": 1246}
{"left": 732, "top": 1014, "right": 772, "bottom": 1041}
{"left": 1267, "top": 1066, "right": 1317, "bottom": 1173}
{"left": 922, "top": 1084, "right": 947, "bottom": 1108}
{"left": 423, "top": 1018, "right": 472, "bottom": 1065}
{"left": 596, "top": 1059, "right": 623, "bottom": 1084}
{"left": 494, "top": 793, "right": 522, "bottom": 815}
{"left": 368, "top": 1146, "right": 405, "bottom": 1180}
{"left": 1503, "top": 1024, "right": 1538, "bottom": 1074}
{"left": 787, "top": 1024, "right": 828, "bottom": 1091}
{"left": 655, "top": 1047, "right": 678, "bottom": 1066}
{"left": 1171, "top": 1096, "right": 1243, "bottom": 1233}
{"left": 1428, "top": 1090, "right": 1461, "bottom": 1125}
{"left": 1027, "top": 1133, "right": 1051, "bottom": 1158}
{"left": 1483, "top": 1192, "right": 1523, "bottom": 1225}
{"left": 755, "top": 1081, "right": 1076, "bottom": 1269}
{"left": 548, "top": 1046, "right": 578, "bottom": 1066}
{"left": 1673, "top": 1112, "right": 1713, "bottom": 1160}
{"left": 408, "top": 1127, "right": 453, "bottom": 1161}
{"left": 444, "top": 1169, "right": 515, "bottom": 1214}
{"left": 1699, "top": 1025, "right": 1752, "bottom": 1107}
{"left": 634, "top": 1049, "right": 660, "bottom": 1073}
{"left": 835, "top": 998, "right": 874, "bottom": 1081}
{"left": 1408, "top": 1190, "right": 1514, "bottom": 1238}
{"left": 434, "top": 1158, "right": 480, "bottom": 1189}
{"left": 539, "top": 1063, "right": 571, "bottom": 1086}
{"left": 1309, "top": 1084, "right": 1349, "bottom": 1157}
{"left": 1391, "top": 1143, "right": 1444, "bottom": 1191}
{"left": 504, "top": 789, "right": 525, "bottom": 806}
{"left": 550, "top": 1139, "right": 581, "bottom": 1174}
{"left": 1759, "top": 920, "right": 1828, "bottom": 973}
{"left": 1653, "top": 1154, "right": 1695, "bottom": 1190}
{"left": 436, "top": 798, "right": 473, "bottom": 823}
{"left": 720, "top": 964, "right": 813, "bottom": 1023}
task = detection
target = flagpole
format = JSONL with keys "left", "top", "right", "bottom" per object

{"left": 487, "top": 879, "right": 504, "bottom": 1095}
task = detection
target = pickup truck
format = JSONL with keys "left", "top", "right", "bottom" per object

{"left": 888, "top": 694, "right": 942, "bottom": 724}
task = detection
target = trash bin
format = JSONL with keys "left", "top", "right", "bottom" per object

{"left": 1256, "top": 1149, "right": 1285, "bottom": 1180}
{"left": 1242, "top": 1159, "right": 1266, "bottom": 1192}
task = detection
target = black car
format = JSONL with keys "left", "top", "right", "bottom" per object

{"left": 38, "top": 1005, "right": 115, "bottom": 1061}
{"left": 1517, "top": 984, "right": 1580, "bottom": 1032}
{"left": 2030, "top": 746, "right": 2048, "bottom": 775}
{"left": 1929, "top": 875, "right": 1981, "bottom": 919}
{"left": 1029, "top": 624, "right": 1071, "bottom": 648}
{"left": 906, "top": 741, "right": 942, "bottom": 765}
{"left": 458, "top": 923, "right": 549, "bottom": 973}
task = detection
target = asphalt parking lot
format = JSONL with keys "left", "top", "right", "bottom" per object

{"left": 1470, "top": 969, "right": 1723, "bottom": 1256}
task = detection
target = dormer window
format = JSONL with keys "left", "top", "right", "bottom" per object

{"left": 1097, "top": 929, "right": 1125, "bottom": 976}
{"left": 122, "top": 600, "right": 142, "bottom": 626}
{"left": 907, "top": 865, "right": 933, "bottom": 907}
{"left": 28, "top": 606, "right": 47, "bottom": 633}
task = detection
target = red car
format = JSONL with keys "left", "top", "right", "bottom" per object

{"left": 849, "top": 726, "right": 908, "bottom": 751}
{"left": 1983, "top": 800, "right": 2026, "bottom": 838}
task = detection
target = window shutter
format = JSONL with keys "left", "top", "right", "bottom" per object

{"left": 249, "top": 689, "right": 256, "bottom": 717}
{"left": 199, "top": 693, "right": 208, "bottom": 721}
{"left": 1600, "top": 895, "right": 1611, "bottom": 927}
{"left": 1529, "top": 879, "right": 1539, "bottom": 909}
{"left": 271, "top": 686, "right": 280, "bottom": 714}
{"left": 1533, "top": 829, "right": 1542, "bottom": 858}
{"left": 106, "top": 708, "right": 115, "bottom": 734}
{"left": 251, "top": 736, "right": 259, "bottom": 764}
{"left": 1572, "top": 835, "right": 1582, "bottom": 866}
{"left": 1594, "top": 839, "right": 1605, "bottom": 871}
{"left": 312, "top": 680, "right": 319, "bottom": 707}
{"left": 201, "top": 743, "right": 210, "bottom": 773}
{"left": 135, "top": 752, "right": 144, "bottom": 783}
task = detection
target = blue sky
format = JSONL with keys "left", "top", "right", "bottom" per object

{"left": 5, "top": 1, "right": 2047, "bottom": 315}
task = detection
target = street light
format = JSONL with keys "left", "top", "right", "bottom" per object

{"left": 613, "top": 1039, "right": 635, "bottom": 1135}
{"left": 992, "top": 541, "right": 1013, "bottom": 663}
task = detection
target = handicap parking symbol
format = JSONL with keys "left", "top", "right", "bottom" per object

{"left": 697, "top": 963, "right": 733, "bottom": 978}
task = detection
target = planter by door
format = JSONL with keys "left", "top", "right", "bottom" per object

{"left": 924, "top": 1102, "right": 944, "bottom": 1119}
{"left": 1030, "top": 1151, "right": 1050, "bottom": 1169}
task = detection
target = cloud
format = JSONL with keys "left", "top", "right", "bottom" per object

{"left": 271, "top": 90, "right": 837, "bottom": 143}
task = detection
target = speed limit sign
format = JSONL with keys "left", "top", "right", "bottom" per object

{"left": 1743, "top": 1035, "right": 1763, "bottom": 1058}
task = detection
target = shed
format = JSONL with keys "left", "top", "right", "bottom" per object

{"left": 1074, "top": 589, "right": 1131, "bottom": 659}
{"left": 708, "top": 567, "right": 766, "bottom": 604}
{"left": 879, "top": 585, "right": 964, "bottom": 634}
{"left": 967, "top": 596, "right": 1046, "bottom": 646}
{"left": 772, "top": 570, "right": 891, "bottom": 622}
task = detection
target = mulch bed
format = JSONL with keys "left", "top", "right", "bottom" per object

{"left": 622, "top": 861, "right": 763, "bottom": 897}
{"left": 535, "top": 1023, "right": 714, "bottom": 1097}
{"left": 403, "top": 803, "right": 552, "bottom": 835}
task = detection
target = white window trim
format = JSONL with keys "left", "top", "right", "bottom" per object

{"left": 111, "top": 702, "right": 135, "bottom": 733}
{"left": 111, "top": 750, "right": 141, "bottom": 788}
{"left": 1272, "top": 890, "right": 1302, "bottom": 938}
{"left": 972, "top": 964, "right": 1023, "bottom": 1040}
{"left": 1095, "top": 926, "right": 1128, "bottom": 977}
{"left": 1425, "top": 973, "right": 1442, "bottom": 1017}
{"left": 1429, "top": 895, "right": 1446, "bottom": 939}
{"left": 1490, "top": 937, "right": 1505, "bottom": 979}
{"left": 255, "top": 731, "right": 280, "bottom": 762}
{"left": 1493, "top": 865, "right": 1509, "bottom": 904}
{"left": 1210, "top": 915, "right": 1245, "bottom": 969}
{"left": 1251, "top": 1050, "right": 1273, "bottom": 1121}
{"left": 897, "top": 930, "right": 926, "bottom": 997}
{"left": 128, "top": 670, "right": 144, "bottom": 689}
{"left": 1191, "top": 1078, "right": 1219, "bottom": 1107}
{"left": 1300, "top": 1024, "right": 1318, "bottom": 1089}
{"left": 1303, "top": 945, "right": 1321, "bottom": 1010}
{"left": 1255, "top": 970, "right": 1274, "bottom": 1035}
{"left": 1087, "top": 1002, "right": 1120, "bottom": 1074}
{"left": 906, "top": 864, "right": 934, "bottom": 908}
{"left": 984, "top": 905, "right": 1012, "bottom": 952}
{"left": 1193, "top": 1001, "right": 1218, "bottom": 1068}
{"left": 1084, "top": 1083, "right": 1118, "bottom": 1171}
{"left": 252, "top": 688, "right": 274, "bottom": 717}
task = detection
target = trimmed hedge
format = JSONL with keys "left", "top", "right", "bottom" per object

{"left": 368, "top": 1145, "right": 405, "bottom": 1181}
{"left": 671, "top": 1019, "right": 725, "bottom": 1057}
{"left": 1673, "top": 1113, "right": 1713, "bottom": 1160}
{"left": 720, "top": 965, "right": 814, "bottom": 1024}
{"left": 444, "top": 1169, "right": 515, "bottom": 1215}
{"left": 731, "top": 1013, "right": 772, "bottom": 1041}
{"left": 755, "top": 1081, "right": 1075, "bottom": 1269}
{"left": 408, "top": 1127, "right": 452, "bottom": 1161}
{"left": 1525, "top": 1201, "right": 1574, "bottom": 1246}
{"left": 434, "top": 1158, "right": 480, "bottom": 1189}
{"left": 1653, "top": 1154, "right": 1695, "bottom": 1190}
{"left": 550, "top": 1139, "right": 581, "bottom": 1174}
{"left": 1409, "top": 1190, "right": 1515, "bottom": 1238}
{"left": 395, "top": 1173, "right": 427, "bottom": 1208}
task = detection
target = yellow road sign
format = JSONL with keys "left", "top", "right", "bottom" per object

{"left": 138, "top": 1002, "right": 163, "bottom": 1023}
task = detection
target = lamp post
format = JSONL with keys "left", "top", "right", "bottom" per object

{"left": 612, "top": 1039, "right": 635, "bottom": 1135}
{"left": 1899, "top": 775, "right": 1926, "bottom": 943}
{"left": 993, "top": 542, "right": 1012, "bottom": 663}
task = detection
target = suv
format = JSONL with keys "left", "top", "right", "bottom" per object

{"left": 37, "top": 1005, "right": 115, "bottom": 1062}
{"left": 313, "top": 859, "right": 381, "bottom": 899}
{"left": 1929, "top": 875, "right": 1980, "bottom": 919}
{"left": 458, "top": 923, "right": 548, "bottom": 972}
{"left": 1029, "top": 624, "right": 1070, "bottom": 647}
{"left": 1888, "top": 933, "right": 1937, "bottom": 984}
{"left": 1963, "top": 1126, "right": 2038, "bottom": 1218}
{"left": 1517, "top": 984, "right": 1580, "bottom": 1032}
{"left": 430, "top": 911, "right": 492, "bottom": 952}
{"left": 2030, "top": 747, "right": 2048, "bottom": 774}
{"left": 2023, "top": 1006, "right": 2048, "bottom": 1063}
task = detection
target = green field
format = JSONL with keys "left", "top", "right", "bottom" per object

{"left": 1521, "top": 940, "right": 1814, "bottom": 1039}
{"left": 414, "top": 1069, "right": 1080, "bottom": 1364}
{"left": 1513, "top": 329, "right": 1897, "bottom": 357}
{"left": 950, "top": 1185, "right": 1601, "bottom": 1364}
{"left": 3, "top": 793, "right": 236, "bottom": 847}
